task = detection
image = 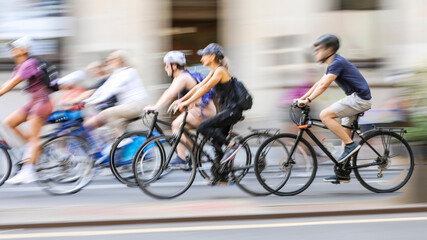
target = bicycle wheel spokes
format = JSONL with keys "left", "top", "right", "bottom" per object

{"left": 231, "top": 132, "right": 274, "bottom": 196}
{"left": 0, "top": 148, "right": 12, "bottom": 186}
{"left": 134, "top": 135, "right": 196, "bottom": 199}
{"left": 254, "top": 133, "right": 317, "bottom": 196}
{"left": 110, "top": 131, "right": 149, "bottom": 186}
{"left": 353, "top": 131, "right": 414, "bottom": 193}
{"left": 37, "top": 136, "right": 94, "bottom": 195}
{"left": 197, "top": 139, "right": 216, "bottom": 181}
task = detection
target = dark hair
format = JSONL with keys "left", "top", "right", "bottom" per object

{"left": 314, "top": 34, "right": 340, "bottom": 52}
{"left": 176, "top": 64, "right": 185, "bottom": 70}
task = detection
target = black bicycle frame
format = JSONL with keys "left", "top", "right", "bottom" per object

{"left": 287, "top": 106, "right": 385, "bottom": 169}
{"left": 164, "top": 110, "right": 190, "bottom": 165}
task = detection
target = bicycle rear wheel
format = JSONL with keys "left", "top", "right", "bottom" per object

{"left": 196, "top": 133, "right": 241, "bottom": 181}
{"left": 109, "top": 131, "right": 149, "bottom": 186}
{"left": 0, "top": 147, "right": 12, "bottom": 186}
{"left": 254, "top": 133, "right": 317, "bottom": 196}
{"left": 196, "top": 138, "right": 217, "bottom": 181}
{"left": 37, "top": 136, "right": 94, "bottom": 195}
{"left": 231, "top": 132, "right": 275, "bottom": 196}
{"left": 353, "top": 131, "right": 414, "bottom": 193}
{"left": 134, "top": 135, "right": 196, "bottom": 199}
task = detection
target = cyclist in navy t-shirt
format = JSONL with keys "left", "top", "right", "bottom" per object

{"left": 296, "top": 34, "right": 372, "bottom": 184}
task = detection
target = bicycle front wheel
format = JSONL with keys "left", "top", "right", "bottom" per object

{"left": 231, "top": 131, "right": 275, "bottom": 196}
{"left": 109, "top": 131, "right": 149, "bottom": 186}
{"left": 0, "top": 147, "right": 12, "bottom": 186}
{"left": 353, "top": 131, "right": 414, "bottom": 193}
{"left": 37, "top": 135, "right": 94, "bottom": 195}
{"left": 133, "top": 135, "right": 196, "bottom": 199}
{"left": 254, "top": 133, "right": 317, "bottom": 196}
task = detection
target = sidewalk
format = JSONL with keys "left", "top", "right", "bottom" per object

{"left": 1, "top": 195, "right": 426, "bottom": 230}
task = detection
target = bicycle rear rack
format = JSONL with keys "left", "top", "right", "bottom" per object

{"left": 374, "top": 126, "right": 406, "bottom": 137}
{"left": 248, "top": 128, "right": 281, "bottom": 136}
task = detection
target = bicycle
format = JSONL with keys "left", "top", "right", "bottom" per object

{"left": 36, "top": 106, "right": 147, "bottom": 194}
{"left": 132, "top": 108, "right": 277, "bottom": 199}
{"left": 0, "top": 108, "right": 93, "bottom": 194}
{"left": 254, "top": 103, "right": 414, "bottom": 196}
{"left": 0, "top": 140, "right": 12, "bottom": 187}
{"left": 108, "top": 111, "right": 167, "bottom": 186}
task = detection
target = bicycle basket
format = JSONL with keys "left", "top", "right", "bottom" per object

{"left": 289, "top": 106, "right": 304, "bottom": 126}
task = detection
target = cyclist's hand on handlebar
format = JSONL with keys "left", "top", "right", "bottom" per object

{"left": 296, "top": 99, "right": 309, "bottom": 108}
{"left": 167, "top": 99, "right": 181, "bottom": 113}
{"left": 175, "top": 101, "right": 188, "bottom": 114}
{"left": 144, "top": 105, "right": 157, "bottom": 113}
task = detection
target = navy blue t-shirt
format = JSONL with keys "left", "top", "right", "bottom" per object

{"left": 326, "top": 54, "right": 372, "bottom": 100}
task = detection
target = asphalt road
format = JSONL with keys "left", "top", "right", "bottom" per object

{"left": 1, "top": 212, "right": 426, "bottom": 240}
{"left": 0, "top": 164, "right": 404, "bottom": 209}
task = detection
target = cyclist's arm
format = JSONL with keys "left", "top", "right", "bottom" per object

{"left": 299, "top": 81, "right": 320, "bottom": 100}
{"left": 179, "top": 71, "right": 214, "bottom": 102}
{"left": 183, "top": 70, "right": 221, "bottom": 106}
{"left": 0, "top": 75, "right": 23, "bottom": 96}
{"left": 153, "top": 75, "right": 188, "bottom": 109}
{"left": 63, "top": 89, "right": 96, "bottom": 105}
{"left": 306, "top": 73, "right": 336, "bottom": 101}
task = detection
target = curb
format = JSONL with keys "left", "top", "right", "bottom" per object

{"left": 1, "top": 206, "right": 426, "bottom": 230}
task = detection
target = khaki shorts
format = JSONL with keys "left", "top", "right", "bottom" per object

{"left": 330, "top": 93, "right": 372, "bottom": 127}
{"left": 99, "top": 100, "right": 145, "bottom": 136}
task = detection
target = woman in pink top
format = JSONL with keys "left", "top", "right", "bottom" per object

{"left": 0, "top": 36, "right": 53, "bottom": 184}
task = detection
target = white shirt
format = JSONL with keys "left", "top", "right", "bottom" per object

{"left": 84, "top": 67, "right": 147, "bottom": 105}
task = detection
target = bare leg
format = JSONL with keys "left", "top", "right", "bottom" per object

{"left": 172, "top": 108, "right": 208, "bottom": 159}
{"left": 3, "top": 109, "right": 29, "bottom": 142}
{"left": 342, "top": 124, "right": 352, "bottom": 151}
{"left": 25, "top": 114, "right": 46, "bottom": 165}
{"left": 319, "top": 108, "right": 353, "bottom": 145}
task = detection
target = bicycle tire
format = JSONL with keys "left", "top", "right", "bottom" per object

{"left": 353, "top": 131, "right": 414, "bottom": 193}
{"left": 197, "top": 132, "right": 246, "bottom": 181}
{"left": 37, "top": 135, "right": 94, "bottom": 195}
{"left": 254, "top": 133, "right": 317, "bottom": 196}
{"left": 109, "top": 131, "right": 149, "bottom": 186}
{"left": 0, "top": 147, "right": 12, "bottom": 186}
{"left": 231, "top": 131, "right": 275, "bottom": 196}
{"left": 133, "top": 135, "right": 196, "bottom": 199}
{"left": 196, "top": 138, "right": 217, "bottom": 181}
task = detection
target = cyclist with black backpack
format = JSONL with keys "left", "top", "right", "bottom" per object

{"left": 0, "top": 36, "right": 54, "bottom": 184}
{"left": 173, "top": 43, "right": 253, "bottom": 182}
{"left": 144, "top": 51, "right": 216, "bottom": 168}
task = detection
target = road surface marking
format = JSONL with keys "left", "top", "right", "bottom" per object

{"left": 0, "top": 216, "right": 426, "bottom": 239}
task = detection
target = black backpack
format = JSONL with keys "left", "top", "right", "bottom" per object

{"left": 232, "top": 78, "right": 253, "bottom": 110}
{"left": 31, "top": 57, "right": 60, "bottom": 92}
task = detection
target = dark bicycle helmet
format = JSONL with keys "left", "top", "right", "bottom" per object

{"left": 313, "top": 34, "right": 340, "bottom": 52}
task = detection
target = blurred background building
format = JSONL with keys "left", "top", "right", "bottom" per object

{"left": 1, "top": 0, "right": 427, "bottom": 138}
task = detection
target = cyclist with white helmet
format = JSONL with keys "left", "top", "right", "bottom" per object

{"left": 1, "top": 36, "right": 54, "bottom": 184}
{"left": 144, "top": 51, "right": 216, "bottom": 168}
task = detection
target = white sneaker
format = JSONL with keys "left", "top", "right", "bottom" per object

{"left": 6, "top": 169, "right": 37, "bottom": 185}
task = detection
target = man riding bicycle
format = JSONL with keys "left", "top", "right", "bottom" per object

{"left": 296, "top": 34, "right": 372, "bottom": 183}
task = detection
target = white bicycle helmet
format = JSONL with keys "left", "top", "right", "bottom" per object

{"left": 163, "top": 51, "right": 186, "bottom": 66}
